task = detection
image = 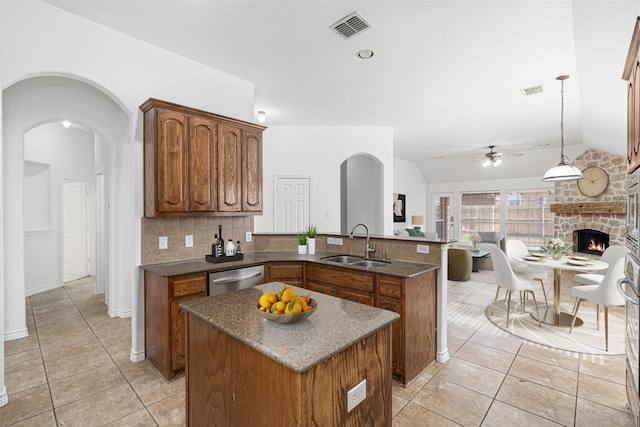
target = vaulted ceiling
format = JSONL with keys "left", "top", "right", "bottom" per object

{"left": 46, "top": 1, "right": 639, "bottom": 182}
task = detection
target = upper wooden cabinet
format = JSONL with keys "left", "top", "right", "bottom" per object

{"left": 623, "top": 18, "right": 640, "bottom": 174}
{"left": 140, "top": 98, "right": 266, "bottom": 217}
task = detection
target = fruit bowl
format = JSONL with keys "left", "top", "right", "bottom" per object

{"left": 256, "top": 299, "right": 318, "bottom": 324}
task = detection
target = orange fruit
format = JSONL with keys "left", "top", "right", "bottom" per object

{"left": 280, "top": 287, "right": 295, "bottom": 303}
{"left": 270, "top": 301, "right": 285, "bottom": 313}
{"left": 268, "top": 293, "right": 278, "bottom": 304}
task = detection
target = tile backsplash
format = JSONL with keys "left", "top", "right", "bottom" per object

{"left": 141, "top": 216, "right": 254, "bottom": 265}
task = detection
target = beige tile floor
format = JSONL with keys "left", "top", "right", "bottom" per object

{"left": 0, "top": 272, "right": 635, "bottom": 426}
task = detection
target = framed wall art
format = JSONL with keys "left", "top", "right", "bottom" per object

{"left": 393, "top": 193, "right": 406, "bottom": 222}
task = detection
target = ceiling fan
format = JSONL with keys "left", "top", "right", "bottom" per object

{"left": 483, "top": 145, "right": 503, "bottom": 167}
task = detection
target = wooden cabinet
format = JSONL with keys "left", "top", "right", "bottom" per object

{"left": 140, "top": 98, "right": 265, "bottom": 217}
{"left": 305, "top": 263, "right": 376, "bottom": 306}
{"left": 144, "top": 271, "right": 207, "bottom": 380}
{"left": 303, "top": 263, "right": 437, "bottom": 385}
{"left": 624, "top": 18, "right": 640, "bottom": 174}
{"left": 264, "top": 261, "right": 304, "bottom": 286}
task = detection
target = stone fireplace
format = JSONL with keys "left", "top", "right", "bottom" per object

{"left": 573, "top": 228, "right": 609, "bottom": 255}
{"left": 551, "top": 148, "right": 627, "bottom": 254}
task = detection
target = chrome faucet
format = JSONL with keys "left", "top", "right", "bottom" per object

{"left": 349, "top": 223, "right": 375, "bottom": 259}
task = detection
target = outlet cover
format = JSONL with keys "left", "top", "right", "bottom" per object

{"left": 185, "top": 235, "right": 193, "bottom": 247}
{"left": 327, "top": 237, "right": 335, "bottom": 244}
{"left": 347, "top": 379, "right": 366, "bottom": 412}
{"left": 159, "top": 236, "right": 168, "bottom": 250}
{"left": 417, "top": 244, "right": 429, "bottom": 254}
{"left": 334, "top": 237, "right": 343, "bottom": 245}
{"left": 245, "top": 231, "right": 252, "bottom": 242}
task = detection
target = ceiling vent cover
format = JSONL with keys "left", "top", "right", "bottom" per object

{"left": 330, "top": 12, "right": 373, "bottom": 39}
{"left": 520, "top": 85, "right": 544, "bottom": 96}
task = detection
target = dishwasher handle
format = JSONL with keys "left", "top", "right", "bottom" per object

{"left": 211, "top": 271, "right": 262, "bottom": 284}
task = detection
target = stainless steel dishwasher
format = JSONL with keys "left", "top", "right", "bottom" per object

{"left": 208, "top": 264, "right": 265, "bottom": 296}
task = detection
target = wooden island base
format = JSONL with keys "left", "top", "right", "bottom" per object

{"left": 186, "top": 313, "right": 393, "bottom": 427}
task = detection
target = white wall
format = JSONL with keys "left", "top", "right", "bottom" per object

{"left": 0, "top": 0, "right": 6, "bottom": 407}
{"left": 254, "top": 126, "right": 395, "bottom": 235}
{"left": 23, "top": 124, "right": 95, "bottom": 294}
{"left": 345, "top": 155, "right": 383, "bottom": 235}
{"left": 393, "top": 158, "right": 428, "bottom": 233}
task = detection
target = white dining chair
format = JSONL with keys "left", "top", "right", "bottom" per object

{"left": 505, "top": 240, "right": 549, "bottom": 307}
{"left": 574, "top": 245, "right": 628, "bottom": 287}
{"left": 486, "top": 244, "right": 542, "bottom": 328}
{"left": 569, "top": 257, "right": 625, "bottom": 352}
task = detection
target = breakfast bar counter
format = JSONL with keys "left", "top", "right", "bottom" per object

{"left": 180, "top": 283, "right": 399, "bottom": 426}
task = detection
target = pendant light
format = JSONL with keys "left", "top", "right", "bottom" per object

{"left": 542, "top": 75, "right": 583, "bottom": 181}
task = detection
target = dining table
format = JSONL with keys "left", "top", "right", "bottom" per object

{"left": 516, "top": 254, "right": 608, "bottom": 327}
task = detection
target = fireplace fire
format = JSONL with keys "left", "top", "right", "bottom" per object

{"left": 573, "top": 229, "right": 609, "bottom": 255}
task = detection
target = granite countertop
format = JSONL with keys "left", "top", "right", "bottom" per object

{"left": 180, "top": 283, "right": 400, "bottom": 373}
{"left": 140, "top": 251, "right": 439, "bottom": 278}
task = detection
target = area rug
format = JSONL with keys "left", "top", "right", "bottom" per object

{"left": 485, "top": 299, "right": 625, "bottom": 355}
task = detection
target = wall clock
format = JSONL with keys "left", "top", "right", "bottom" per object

{"left": 577, "top": 166, "right": 609, "bottom": 197}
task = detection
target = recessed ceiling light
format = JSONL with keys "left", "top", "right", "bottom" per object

{"left": 357, "top": 49, "right": 374, "bottom": 59}
{"left": 62, "top": 121, "right": 72, "bottom": 128}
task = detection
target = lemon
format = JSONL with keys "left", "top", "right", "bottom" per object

{"left": 259, "top": 292, "right": 274, "bottom": 310}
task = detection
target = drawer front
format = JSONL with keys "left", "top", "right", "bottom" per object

{"left": 171, "top": 273, "right": 207, "bottom": 298}
{"left": 269, "top": 263, "right": 303, "bottom": 280}
{"left": 306, "top": 264, "right": 374, "bottom": 292}
{"left": 336, "top": 288, "right": 375, "bottom": 306}
{"left": 379, "top": 276, "right": 402, "bottom": 299}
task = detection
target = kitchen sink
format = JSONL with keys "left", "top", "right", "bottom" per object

{"left": 321, "top": 255, "right": 389, "bottom": 268}
{"left": 350, "top": 260, "right": 389, "bottom": 268}
{"left": 322, "top": 255, "right": 364, "bottom": 264}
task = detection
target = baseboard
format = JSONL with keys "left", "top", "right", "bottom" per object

{"left": 436, "top": 349, "right": 450, "bottom": 363}
{"left": 130, "top": 348, "right": 145, "bottom": 363}
{"left": 0, "top": 386, "right": 7, "bottom": 407}
{"left": 4, "top": 327, "right": 28, "bottom": 341}
{"left": 107, "top": 307, "right": 132, "bottom": 319}
{"left": 25, "top": 281, "right": 64, "bottom": 297}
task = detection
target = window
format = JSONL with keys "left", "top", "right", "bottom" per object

{"left": 505, "top": 188, "right": 554, "bottom": 246}
{"left": 460, "top": 192, "right": 501, "bottom": 241}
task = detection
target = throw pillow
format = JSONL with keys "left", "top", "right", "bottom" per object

{"left": 478, "top": 231, "right": 503, "bottom": 244}
{"left": 406, "top": 228, "right": 418, "bottom": 237}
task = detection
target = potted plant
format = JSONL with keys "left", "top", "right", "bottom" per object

{"left": 297, "top": 232, "right": 308, "bottom": 255}
{"left": 306, "top": 225, "right": 317, "bottom": 255}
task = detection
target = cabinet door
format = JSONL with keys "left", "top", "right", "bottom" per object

{"left": 188, "top": 117, "right": 217, "bottom": 212}
{"left": 171, "top": 292, "right": 206, "bottom": 372}
{"left": 242, "top": 129, "right": 263, "bottom": 212}
{"left": 217, "top": 124, "right": 242, "bottom": 212}
{"left": 157, "top": 110, "right": 188, "bottom": 212}
{"left": 379, "top": 296, "right": 404, "bottom": 378}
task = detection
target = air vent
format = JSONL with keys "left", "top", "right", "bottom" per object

{"left": 330, "top": 12, "right": 373, "bottom": 39}
{"left": 520, "top": 85, "right": 544, "bottom": 96}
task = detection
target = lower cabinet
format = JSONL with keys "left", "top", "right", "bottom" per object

{"left": 264, "top": 261, "right": 304, "bottom": 286}
{"left": 145, "top": 271, "right": 207, "bottom": 380}
{"left": 304, "top": 264, "right": 436, "bottom": 385}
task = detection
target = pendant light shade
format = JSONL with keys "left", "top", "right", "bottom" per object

{"left": 542, "top": 75, "right": 583, "bottom": 182}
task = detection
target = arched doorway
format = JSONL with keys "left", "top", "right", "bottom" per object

{"left": 3, "top": 75, "right": 130, "bottom": 341}
{"left": 340, "top": 154, "right": 384, "bottom": 235}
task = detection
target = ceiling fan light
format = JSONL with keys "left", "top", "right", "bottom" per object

{"left": 493, "top": 158, "right": 502, "bottom": 167}
{"left": 482, "top": 159, "right": 491, "bottom": 167}
{"left": 542, "top": 163, "right": 583, "bottom": 181}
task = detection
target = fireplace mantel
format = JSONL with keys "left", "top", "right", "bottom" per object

{"left": 550, "top": 201, "right": 626, "bottom": 215}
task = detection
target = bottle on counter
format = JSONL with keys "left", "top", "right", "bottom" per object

{"left": 225, "top": 239, "right": 236, "bottom": 256}
{"left": 236, "top": 240, "right": 242, "bottom": 254}
{"left": 217, "top": 226, "right": 224, "bottom": 257}
{"left": 212, "top": 234, "right": 220, "bottom": 257}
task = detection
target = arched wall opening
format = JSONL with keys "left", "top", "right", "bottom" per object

{"left": 3, "top": 75, "right": 131, "bottom": 343}
{"left": 340, "top": 153, "right": 384, "bottom": 235}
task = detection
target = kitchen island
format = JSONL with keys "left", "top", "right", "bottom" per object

{"left": 181, "top": 283, "right": 399, "bottom": 427}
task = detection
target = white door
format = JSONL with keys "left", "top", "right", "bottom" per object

{"left": 432, "top": 192, "right": 455, "bottom": 241}
{"left": 275, "top": 177, "right": 311, "bottom": 232}
{"left": 63, "top": 181, "right": 88, "bottom": 279}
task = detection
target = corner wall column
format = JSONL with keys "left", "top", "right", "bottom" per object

{"left": 436, "top": 244, "right": 449, "bottom": 362}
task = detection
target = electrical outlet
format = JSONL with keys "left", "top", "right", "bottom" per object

{"left": 347, "top": 379, "right": 366, "bottom": 412}
{"left": 185, "top": 235, "right": 193, "bottom": 247}
{"left": 334, "top": 237, "right": 343, "bottom": 245}
{"left": 159, "top": 236, "right": 168, "bottom": 250}
{"left": 327, "top": 237, "right": 335, "bottom": 244}
{"left": 245, "top": 231, "right": 252, "bottom": 242}
{"left": 417, "top": 244, "right": 429, "bottom": 254}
